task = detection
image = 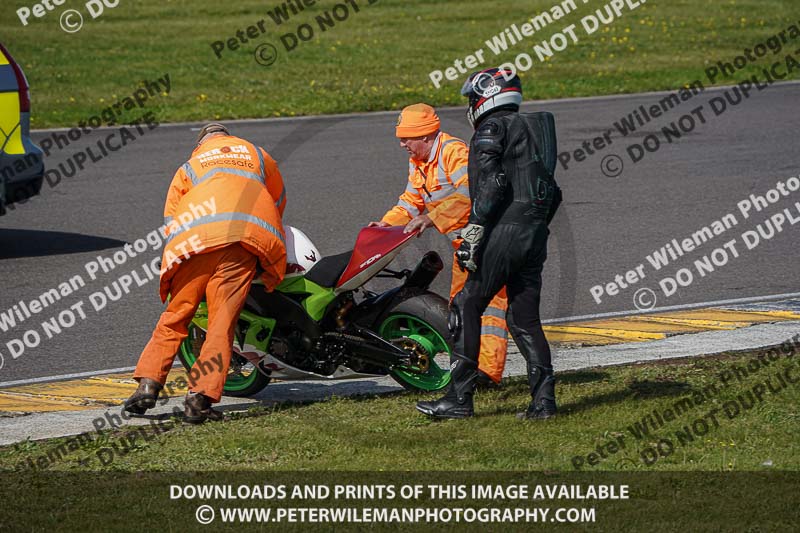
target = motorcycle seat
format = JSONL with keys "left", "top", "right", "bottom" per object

{"left": 305, "top": 250, "right": 353, "bottom": 288}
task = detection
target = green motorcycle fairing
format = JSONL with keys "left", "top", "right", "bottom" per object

{"left": 273, "top": 275, "right": 337, "bottom": 322}
{"left": 190, "top": 274, "right": 336, "bottom": 348}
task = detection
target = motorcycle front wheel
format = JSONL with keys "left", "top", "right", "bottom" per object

{"left": 378, "top": 293, "right": 452, "bottom": 392}
{"left": 176, "top": 323, "right": 271, "bottom": 398}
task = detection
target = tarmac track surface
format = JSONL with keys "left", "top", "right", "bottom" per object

{"left": 0, "top": 82, "right": 798, "bottom": 382}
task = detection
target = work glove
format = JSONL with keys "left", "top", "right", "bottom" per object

{"left": 455, "top": 223, "right": 484, "bottom": 273}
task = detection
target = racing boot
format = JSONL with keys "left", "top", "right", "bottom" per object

{"left": 184, "top": 392, "right": 224, "bottom": 424}
{"left": 507, "top": 312, "right": 556, "bottom": 420}
{"left": 123, "top": 377, "right": 163, "bottom": 415}
{"left": 416, "top": 353, "right": 478, "bottom": 419}
{"left": 517, "top": 366, "right": 557, "bottom": 420}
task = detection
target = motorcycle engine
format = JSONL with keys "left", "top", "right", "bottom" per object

{"left": 268, "top": 330, "right": 338, "bottom": 375}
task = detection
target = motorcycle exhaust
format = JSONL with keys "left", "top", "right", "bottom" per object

{"left": 404, "top": 251, "right": 443, "bottom": 290}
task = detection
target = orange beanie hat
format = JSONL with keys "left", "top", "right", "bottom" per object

{"left": 395, "top": 103, "right": 440, "bottom": 138}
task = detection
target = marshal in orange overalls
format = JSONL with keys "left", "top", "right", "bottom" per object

{"left": 380, "top": 104, "right": 508, "bottom": 383}
{"left": 133, "top": 132, "right": 287, "bottom": 403}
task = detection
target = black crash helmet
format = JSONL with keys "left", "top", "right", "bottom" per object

{"left": 461, "top": 67, "right": 523, "bottom": 128}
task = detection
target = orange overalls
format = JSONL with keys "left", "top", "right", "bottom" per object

{"left": 381, "top": 132, "right": 508, "bottom": 382}
{"left": 134, "top": 135, "right": 287, "bottom": 402}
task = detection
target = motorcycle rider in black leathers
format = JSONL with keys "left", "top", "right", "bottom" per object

{"left": 416, "top": 68, "right": 562, "bottom": 419}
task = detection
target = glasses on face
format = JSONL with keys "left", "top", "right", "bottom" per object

{"left": 400, "top": 134, "right": 429, "bottom": 146}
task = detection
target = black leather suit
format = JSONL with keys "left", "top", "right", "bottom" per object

{"left": 451, "top": 108, "right": 561, "bottom": 412}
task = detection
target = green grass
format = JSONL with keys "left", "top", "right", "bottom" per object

{"left": 2, "top": 347, "right": 798, "bottom": 472}
{"left": 1, "top": 349, "right": 798, "bottom": 531}
{"left": 2, "top": 0, "right": 798, "bottom": 127}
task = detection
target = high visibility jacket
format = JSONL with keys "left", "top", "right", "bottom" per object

{"left": 381, "top": 132, "right": 470, "bottom": 239}
{"left": 159, "top": 134, "right": 287, "bottom": 302}
{"left": 381, "top": 131, "right": 508, "bottom": 382}
{"left": 0, "top": 50, "right": 24, "bottom": 155}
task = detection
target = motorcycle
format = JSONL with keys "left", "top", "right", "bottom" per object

{"left": 176, "top": 225, "right": 453, "bottom": 397}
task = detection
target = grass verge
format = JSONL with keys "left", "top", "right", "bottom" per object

{"left": 1, "top": 347, "right": 799, "bottom": 531}
{"left": 1, "top": 0, "right": 798, "bottom": 127}
{"left": 1, "top": 346, "right": 798, "bottom": 472}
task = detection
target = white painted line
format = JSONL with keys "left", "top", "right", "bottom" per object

{"left": 30, "top": 80, "right": 800, "bottom": 133}
{"left": 522, "top": 79, "right": 800, "bottom": 106}
{"left": 0, "top": 366, "right": 136, "bottom": 389}
{"left": 544, "top": 292, "right": 800, "bottom": 325}
{"left": 2, "top": 292, "right": 797, "bottom": 390}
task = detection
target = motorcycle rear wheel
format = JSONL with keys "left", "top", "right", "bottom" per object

{"left": 379, "top": 293, "right": 452, "bottom": 392}
{"left": 176, "top": 323, "right": 271, "bottom": 398}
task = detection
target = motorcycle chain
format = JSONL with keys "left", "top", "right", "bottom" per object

{"left": 323, "top": 332, "right": 364, "bottom": 342}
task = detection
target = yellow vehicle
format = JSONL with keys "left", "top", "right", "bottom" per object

{"left": 0, "top": 42, "right": 44, "bottom": 216}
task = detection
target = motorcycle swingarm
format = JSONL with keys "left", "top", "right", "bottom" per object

{"left": 326, "top": 326, "right": 411, "bottom": 369}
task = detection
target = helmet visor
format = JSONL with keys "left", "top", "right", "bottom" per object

{"left": 460, "top": 73, "right": 477, "bottom": 97}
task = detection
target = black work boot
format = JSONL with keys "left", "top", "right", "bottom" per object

{"left": 184, "top": 392, "right": 224, "bottom": 424}
{"left": 123, "top": 378, "right": 163, "bottom": 415}
{"left": 518, "top": 367, "right": 557, "bottom": 420}
{"left": 416, "top": 355, "right": 478, "bottom": 419}
{"left": 476, "top": 370, "right": 502, "bottom": 390}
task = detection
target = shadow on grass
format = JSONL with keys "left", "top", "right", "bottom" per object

{"left": 481, "top": 375, "right": 694, "bottom": 417}
{"left": 626, "top": 377, "right": 693, "bottom": 399}
{"left": 561, "top": 377, "right": 694, "bottom": 416}
{"left": 130, "top": 369, "right": 697, "bottom": 426}
{"left": 558, "top": 370, "right": 610, "bottom": 385}
{"left": 127, "top": 369, "right": 697, "bottom": 426}
{"left": 205, "top": 381, "right": 414, "bottom": 422}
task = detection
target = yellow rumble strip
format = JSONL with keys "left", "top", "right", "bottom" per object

{"left": 1, "top": 308, "right": 798, "bottom": 413}
{"left": 0, "top": 370, "right": 191, "bottom": 414}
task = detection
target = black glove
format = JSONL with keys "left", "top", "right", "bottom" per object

{"left": 455, "top": 223, "right": 484, "bottom": 272}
